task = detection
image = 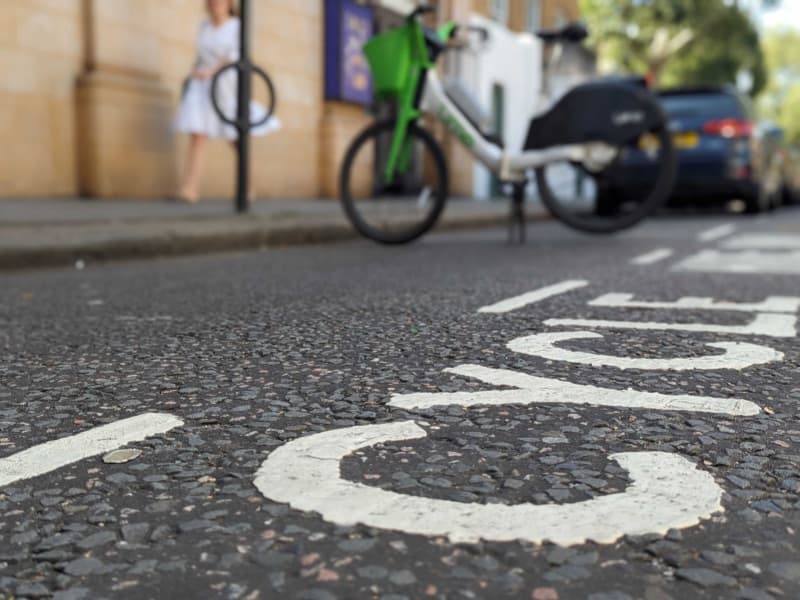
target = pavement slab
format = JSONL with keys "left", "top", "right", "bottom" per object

{"left": 0, "top": 198, "right": 544, "bottom": 270}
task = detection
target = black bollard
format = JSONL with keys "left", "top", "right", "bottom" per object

{"left": 210, "top": 0, "right": 276, "bottom": 214}
{"left": 235, "top": 0, "right": 252, "bottom": 214}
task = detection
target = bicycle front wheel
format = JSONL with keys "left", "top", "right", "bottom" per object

{"left": 340, "top": 120, "right": 449, "bottom": 244}
{"left": 534, "top": 120, "right": 677, "bottom": 234}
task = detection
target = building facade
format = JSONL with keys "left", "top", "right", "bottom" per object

{"left": 0, "top": 0, "right": 580, "bottom": 200}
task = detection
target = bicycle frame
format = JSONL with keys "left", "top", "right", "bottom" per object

{"left": 382, "top": 18, "right": 614, "bottom": 185}
{"left": 420, "top": 71, "right": 597, "bottom": 181}
{"left": 357, "top": 13, "right": 675, "bottom": 240}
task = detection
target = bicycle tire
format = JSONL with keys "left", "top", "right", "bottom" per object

{"left": 340, "top": 120, "right": 449, "bottom": 245}
{"left": 534, "top": 117, "right": 677, "bottom": 234}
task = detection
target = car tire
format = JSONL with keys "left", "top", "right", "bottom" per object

{"left": 771, "top": 189, "right": 783, "bottom": 210}
{"left": 744, "top": 197, "right": 764, "bottom": 214}
{"left": 744, "top": 185, "right": 770, "bottom": 214}
{"left": 781, "top": 184, "right": 795, "bottom": 207}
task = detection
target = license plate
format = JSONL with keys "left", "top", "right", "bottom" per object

{"left": 674, "top": 132, "right": 699, "bottom": 149}
{"left": 639, "top": 132, "right": 699, "bottom": 151}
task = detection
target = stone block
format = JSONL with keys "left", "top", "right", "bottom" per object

{"left": 76, "top": 69, "right": 177, "bottom": 197}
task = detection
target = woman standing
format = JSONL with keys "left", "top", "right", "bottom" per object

{"left": 175, "top": 0, "right": 280, "bottom": 203}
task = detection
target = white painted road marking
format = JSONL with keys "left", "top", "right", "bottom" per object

{"left": 255, "top": 422, "right": 723, "bottom": 546}
{"left": 722, "top": 234, "right": 800, "bottom": 250}
{"left": 477, "top": 280, "right": 588, "bottom": 314}
{"left": 631, "top": 248, "right": 674, "bottom": 266}
{"left": 256, "top": 232, "right": 800, "bottom": 547}
{"left": 0, "top": 413, "right": 184, "bottom": 488}
{"left": 545, "top": 312, "right": 797, "bottom": 337}
{"left": 698, "top": 224, "right": 737, "bottom": 242}
{"left": 589, "top": 293, "right": 800, "bottom": 314}
{"left": 390, "top": 363, "right": 761, "bottom": 415}
{"left": 506, "top": 331, "right": 781, "bottom": 372}
{"left": 675, "top": 250, "right": 800, "bottom": 274}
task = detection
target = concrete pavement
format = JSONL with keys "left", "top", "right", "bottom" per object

{"left": 0, "top": 198, "right": 545, "bottom": 270}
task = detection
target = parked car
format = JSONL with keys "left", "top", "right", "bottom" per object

{"left": 759, "top": 124, "right": 800, "bottom": 206}
{"left": 785, "top": 145, "right": 800, "bottom": 205}
{"left": 604, "top": 85, "right": 780, "bottom": 214}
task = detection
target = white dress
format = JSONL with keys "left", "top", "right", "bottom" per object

{"left": 175, "top": 17, "right": 280, "bottom": 140}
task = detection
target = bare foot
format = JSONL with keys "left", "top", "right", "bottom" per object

{"left": 176, "top": 187, "right": 199, "bottom": 204}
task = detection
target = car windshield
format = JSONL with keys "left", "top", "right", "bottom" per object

{"left": 659, "top": 93, "right": 743, "bottom": 118}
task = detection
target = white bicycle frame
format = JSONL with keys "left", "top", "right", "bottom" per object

{"left": 420, "top": 70, "right": 615, "bottom": 183}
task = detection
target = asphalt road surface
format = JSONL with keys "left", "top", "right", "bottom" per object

{"left": 2, "top": 208, "right": 800, "bottom": 600}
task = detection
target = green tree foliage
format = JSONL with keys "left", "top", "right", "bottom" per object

{"left": 579, "top": 0, "right": 768, "bottom": 96}
{"left": 759, "top": 29, "right": 800, "bottom": 144}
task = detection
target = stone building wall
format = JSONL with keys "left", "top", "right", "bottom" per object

{"left": 0, "top": 0, "right": 84, "bottom": 197}
{"left": 0, "top": 0, "right": 580, "bottom": 200}
{"left": 1, "top": 0, "right": 363, "bottom": 200}
{"left": 541, "top": 0, "right": 581, "bottom": 29}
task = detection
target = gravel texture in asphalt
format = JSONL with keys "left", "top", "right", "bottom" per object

{"left": 1, "top": 210, "right": 799, "bottom": 599}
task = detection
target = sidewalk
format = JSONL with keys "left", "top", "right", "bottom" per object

{"left": 0, "top": 198, "right": 546, "bottom": 270}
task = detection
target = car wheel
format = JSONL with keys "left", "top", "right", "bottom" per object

{"left": 744, "top": 183, "right": 771, "bottom": 214}
{"left": 773, "top": 189, "right": 784, "bottom": 210}
{"left": 782, "top": 184, "right": 795, "bottom": 206}
{"left": 744, "top": 193, "right": 764, "bottom": 214}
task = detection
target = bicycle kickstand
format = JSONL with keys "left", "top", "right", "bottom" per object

{"left": 508, "top": 183, "right": 526, "bottom": 244}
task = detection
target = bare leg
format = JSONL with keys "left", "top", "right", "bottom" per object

{"left": 178, "top": 134, "right": 208, "bottom": 202}
{"left": 231, "top": 141, "right": 256, "bottom": 201}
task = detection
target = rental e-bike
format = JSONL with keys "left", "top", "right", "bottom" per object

{"left": 339, "top": 6, "right": 677, "bottom": 244}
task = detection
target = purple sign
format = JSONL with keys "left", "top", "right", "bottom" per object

{"left": 325, "top": 0, "right": 374, "bottom": 105}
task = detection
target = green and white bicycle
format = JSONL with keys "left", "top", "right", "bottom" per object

{"left": 339, "top": 6, "right": 677, "bottom": 244}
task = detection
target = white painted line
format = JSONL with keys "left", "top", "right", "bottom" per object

{"left": 630, "top": 248, "right": 674, "bottom": 266}
{"left": 0, "top": 413, "right": 183, "bottom": 488}
{"left": 477, "top": 280, "right": 589, "bottom": 314}
{"left": 255, "top": 422, "right": 723, "bottom": 546}
{"left": 589, "top": 293, "right": 800, "bottom": 314}
{"left": 545, "top": 313, "right": 797, "bottom": 338}
{"left": 390, "top": 364, "right": 761, "bottom": 415}
{"left": 722, "top": 234, "right": 800, "bottom": 250}
{"left": 117, "top": 316, "right": 175, "bottom": 323}
{"left": 675, "top": 250, "right": 800, "bottom": 274}
{"left": 698, "top": 224, "right": 737, "bottom": 243}
{"left": 506, "top": 331, "right": 781, "bottom": 373}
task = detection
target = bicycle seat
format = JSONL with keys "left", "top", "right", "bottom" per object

{"left": 535, "top": 22, "right": 589, "bottom": 44}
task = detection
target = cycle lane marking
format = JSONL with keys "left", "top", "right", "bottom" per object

{"left": 589, "top": 293, "right": 800, "bottom": 314}
{"left": 545, "top": 312, "right": 797, "bottom": 337}
{"left": 506, "top": 331, "right": 782, "bottom": 373}
{"left": 389, "top": 363, "right": 761, "bottom": 415}
{"left": 254, "top": 421, "right": 723, "bottom": 546}
{"left": 257, "top": 282, "right": 780, "bottom": 544}
{"left": 477, "top": 280, "right": 588, "bottom": 314}
{"left": 630, "top": 248, "right": 674, "bottom": 266}
{"left": 9, "top": 272, "right": 779, "bottom": 546}
{"left": 698, "top": 224, "right": 737, "bottom": 243}
{"left": 0, "top": 413, "right": 183, "bottom": 488}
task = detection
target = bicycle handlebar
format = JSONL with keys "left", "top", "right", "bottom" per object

{"left": 407, "top": 5, "right": 435, "bottom": 22}
{"left": 440, "top": 25, "right": 490, "bottom": 53}
{"left": 465, "top": 25, "right": 489, "bottom": 41}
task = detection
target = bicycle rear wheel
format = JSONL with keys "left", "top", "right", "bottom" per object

{"left": 534, "top": 121, "right": 676, "bottom": 234}
{"left": 340, "top": 120, "right": 448, "bottom": 244}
